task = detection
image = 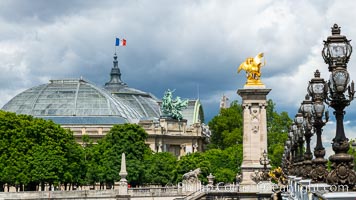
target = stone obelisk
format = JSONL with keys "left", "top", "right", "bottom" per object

{"left": 118, "top": 153, "right": 128, "bottom": 195}
{"left": 237, "top": 53, "right": 271, "bottom": 187}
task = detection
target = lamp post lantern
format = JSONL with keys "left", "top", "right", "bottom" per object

{"left": 299, "top": 95, "right": 314, "bottom": 179}
{"left": 259, "top": 150, "right": 271, "bottom": 181}
{"left": 283, "top": 140, "right": 292, "bottom": 176}
{"left": 288, "top": 126, "right": 297, "bottom": 176}
{"left": 294, "top": 113, "right": 304, "bottom": 177}
{"left": 322, "top": 24, "right": 356, "bottom": 187}
{"left": 308, "top": 70, "right": 329, "bottom": 182}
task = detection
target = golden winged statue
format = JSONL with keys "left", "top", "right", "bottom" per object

{"left": 238, "top": 53, "right": 265, "bottom": 86}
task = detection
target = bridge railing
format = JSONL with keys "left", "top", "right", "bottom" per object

{"left": 128, "top": 186, "right": 183, "bottom": 197}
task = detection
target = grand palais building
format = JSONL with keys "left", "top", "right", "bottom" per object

{"left": 1, "top": 53, "right": 209, "bottom": 158}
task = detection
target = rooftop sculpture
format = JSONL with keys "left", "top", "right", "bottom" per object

{"left": 161, "top": 89, "right": 188, "bottom": 120}
{"left": 238, "top": 52, "right": 265, "bottom": 86}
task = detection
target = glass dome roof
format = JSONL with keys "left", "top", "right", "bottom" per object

{"left": 2, "top": 53, "right": 203, "bottom": 125}
{"left": 104, "top": 53, "right": 161, "bottom": 119}
{"left": 2, "top": 79, "right": 142, "bottom": 123}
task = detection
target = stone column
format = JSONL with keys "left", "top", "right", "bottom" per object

{"left": 237, "top": 86, "right": 271, "bottom": 188}
{"left": 118, "top": 153, "right": 128, "bottom": 195}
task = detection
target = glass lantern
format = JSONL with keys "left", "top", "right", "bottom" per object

{"left": 307, "top": 70, "right": 327, "bottom": 101}
{"left": 313, "top": 101, "right": 325, "bottom": 118}
{"left": 322, "top": 24, "right": 352, "bottom": 70}
{"left": 329, "top": 69, "right": 350, "bottom": 93}
{"left": 294, "top": 113, "right": 304, "bottom": 126}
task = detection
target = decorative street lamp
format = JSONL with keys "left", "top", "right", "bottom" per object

{"left": 299, "top": 95, "right": 314, "bottom": 179}
{"left": 251, "top": 150, "right": 271, "bottom": 183}
{"left": 322, "top": 24, "right": 352, "bottom": 72}
{"left": 308, "top": 70, "right": 329, "bottom": 182}
{"left": 294, "top": 113, "right": 304, "bottom": 177}
{"left": 322, "top": 24, "right": 356, "bottom": 187}
{"left": 282, "top": 140, "right": 291, "bottom": 176}
{"left": 288, "top": 126, "right": 297, "bottom": 176}
{"left": 284, "top": 140, "right": 292, "bottom": 175}
{"left": 259, "top": 150, "right": 271, "bottom": 181}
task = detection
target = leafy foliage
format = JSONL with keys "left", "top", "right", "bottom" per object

{"left": 348, "top": 140, "right": 356, "bottom": 171}
{"left": 143, "top": 152, "right": 177, "bottom": 186}
{"left": 266, "top": 100, "right": 292, "bottom": 168}
{"left": 175, "top": 152, "right": 211, "bottom": 184}
{"left": 0, "top": 110, "right": 85, "bottom": 191}
{"left": 0, "top": 98, "right": 291, "bottom": 188}
{"left": 85, "top": 124, "right": 151, "bottom": 187}
{"left": 203, "top": 146, "right": 242, "bottom": 183}
{"left": 208, "top": 101, "right": 243, "bottom": 149}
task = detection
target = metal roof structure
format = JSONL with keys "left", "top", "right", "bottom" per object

{"left": 104, "top": 53, "right": 161, "bottom": 119}
{"left": 2, "top": 78, "right": 140, "bottom": 123}
{"left": 2, "top": 53, "right": 204, "bottom": 126}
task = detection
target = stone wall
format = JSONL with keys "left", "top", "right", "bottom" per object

{"left": 0, "top": 190, "right": 185, "bottom": 200}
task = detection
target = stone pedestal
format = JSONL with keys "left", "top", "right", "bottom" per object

{"left": 237, "top": 86, "right": 271, "bottom": 187}
{"left": 159, "top": 117, "right": 187, "bottom": 134}
{"left": 182, "top": 180, "right": 201, "bottom": 192}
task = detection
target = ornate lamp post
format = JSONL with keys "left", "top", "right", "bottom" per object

{"left": 299, "top": 95, "right": 314, "bottom": 179}
{"left": 288, "top": 126, "right": 297, "bottom": 175}
{"left": 308, "top": 70, "right": 329, "bottom": 182}
{"left": 294, "top": 113, "right": 304, "bottom": 177}
{"left": 251, "top": 150, "right": 271, "bottom": 182}
{"left": 259, "top": 150, "right": 271, "bottom": 181}
{"left": 322, "top": 24, "right": 356, "bottom": 187}
{"left": 284, "top": 140, "right": 292, "bottom": 175}
{"left": 290, "top": 124, "right": 298, "bottom": 175}
{"left": 281, "top": 141, "right": 290, "bottom": 176}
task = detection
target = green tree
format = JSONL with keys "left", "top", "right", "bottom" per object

{"left": 0, "top": 111, "right": 85, "bottom": 191}
{"left": 86, "top": 124, "right": 151, "bottom": 187}
{"left": 203, "top": 145, "right": 242, "bottom": 183}
{"left": 266, "top": 100, "right": 292, "bottom": 168}
{"left": 175, "top": 145, "right": 242, "bottom": 184}
{"left": 208, "top": 101, "right": 243, "bottom": 149}
{"left": 143, "top": 152, "right": 177, "bottom": 186}
{"left": 175, "top": 153, "right": 211, "bottom": 184}
{"left": 348, "top": 140, "right": 356, "bottom": 171}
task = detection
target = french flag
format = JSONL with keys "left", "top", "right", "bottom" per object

{"left": 115, "top": 38, "right": 126, "bottom": 46}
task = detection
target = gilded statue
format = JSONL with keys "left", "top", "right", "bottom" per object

{"left": 238, "top": 53, "right": 265, "bottom": 86}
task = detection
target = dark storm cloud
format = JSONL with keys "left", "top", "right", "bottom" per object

{"left": 2, "top": 0, "right": 356, "bottom": 128}
{"left": 0, "top": 0, "right": 101, "bottom": 23}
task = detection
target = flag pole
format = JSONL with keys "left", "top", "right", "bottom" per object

{"left": 115, "top": 37, "right": 118, "bottom": 54}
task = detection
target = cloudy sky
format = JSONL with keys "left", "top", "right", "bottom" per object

{"left": 1, "top": 0, "right": 356, "bottom": 155}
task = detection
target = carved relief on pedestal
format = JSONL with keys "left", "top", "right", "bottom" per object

{"left": 250, "top": 106, "right": 260, "bottom": 134}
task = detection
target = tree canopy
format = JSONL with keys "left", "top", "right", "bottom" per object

{"left": 208, "top": 101, "right": 243, "bottom": 150}
{"left": 266, "top": 100, "right": 292, "bottom": 167}
{"left": 0, "top": 98, "right": 292, "bottom": 190}
{"left": 85, "top": 124, "right": 151, "bottom": 188}
{"left": 0, "top": 110, "right": 85, "bottom": 191}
